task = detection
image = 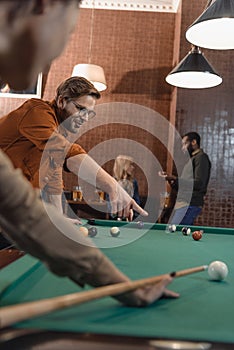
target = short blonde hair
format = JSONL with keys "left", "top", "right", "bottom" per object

{"left": 113, "top": 155, "right": 134, "bottom": 181}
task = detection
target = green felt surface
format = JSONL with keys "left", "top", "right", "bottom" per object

{"left": 0, "top": 221, "right": 233, "bottom": 343}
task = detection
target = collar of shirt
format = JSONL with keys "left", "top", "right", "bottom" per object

{"left": 191, "top": 148, "right": 202, "bottom": 157}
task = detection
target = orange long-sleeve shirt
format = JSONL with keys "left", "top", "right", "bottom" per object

{"left": 0, "top": 98, "right": 86, "bottom": 194}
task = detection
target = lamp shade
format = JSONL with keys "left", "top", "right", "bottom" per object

{"left": 186, "top": 0, "right": 234, "bottom": 50}
{"left": 72, "top": 64, "right": 107, "bottom": 91}
{"left": 165, "top": 47, "right": 222, "bottom": 89}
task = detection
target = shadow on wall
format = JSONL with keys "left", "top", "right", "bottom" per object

{"left": 112, "top": 67, "right": 173, "bottom": 97}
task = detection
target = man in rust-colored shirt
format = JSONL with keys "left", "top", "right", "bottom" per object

{"left": 0, "top": 76, "right": 150, "bottom": 218}
{"left": 0, "top": 77, "right": 99, "bottom": 215}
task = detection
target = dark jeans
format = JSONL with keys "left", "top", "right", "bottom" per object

{"left": 170, "top": 206, "right": 202, "bottom": 225}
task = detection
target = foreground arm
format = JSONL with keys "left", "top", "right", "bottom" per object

{"left": 41, "top": 192, "right": 82, "bottom": 224}
{"left": 67, "top": 154, "right": 148, "bottom": 220}
{"left": 0, "top": 151, "right": 178, "bottom": 306}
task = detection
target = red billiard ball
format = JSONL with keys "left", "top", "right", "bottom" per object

{"left": 192, "top": 230, "right": 202, "bottom": 241}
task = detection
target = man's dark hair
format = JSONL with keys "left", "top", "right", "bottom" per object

{"left": 183, "top": 132, "right": 201, "bottom": 147}
{"left": 56, "top": 77, "right": 101, "bottom": 101}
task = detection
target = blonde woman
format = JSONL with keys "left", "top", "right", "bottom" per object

{"left": 107, "top": 155, "right": 141, "bottom": 220}
{"left": 113, "top": 155, "right": 140, "bottom": 206}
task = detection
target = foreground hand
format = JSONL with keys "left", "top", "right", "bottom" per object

{"left": 134, "top": 275, "right": 179, "bottom": 305}
{"left": 115, "top": 275, "right": 179, "bottom": 307}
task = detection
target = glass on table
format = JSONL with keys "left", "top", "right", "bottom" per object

{"left": 72, "top": 186, "right": 83, "bottom": 201}
{"left": 160, "top": 191, "right": 170, "bottom": 208}
{"left": 95, "top": 188, "right": 105, "bottom": 202}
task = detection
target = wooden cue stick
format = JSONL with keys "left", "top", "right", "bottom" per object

{"left": 0, "top": 264, "right": 208, "bottom": 328}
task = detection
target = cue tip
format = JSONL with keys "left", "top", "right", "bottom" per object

{"left": 170, "top": 264, "right": 208, "bottom": 278}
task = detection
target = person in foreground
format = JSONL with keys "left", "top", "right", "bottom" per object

{"left": 0, "top": 0, "right": 179, "bottom": 306}
{"left": 159, "top": 132, "right": 211, "bottom": 225}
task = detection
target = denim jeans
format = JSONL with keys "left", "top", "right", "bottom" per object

{"left": 170, "top": 206, "right": 202, "bottom": 225}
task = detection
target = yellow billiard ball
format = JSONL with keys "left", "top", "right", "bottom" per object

{"left": 78, "top": 226, "right": 89, "bottom": 237}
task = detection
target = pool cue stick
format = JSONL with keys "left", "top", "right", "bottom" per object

{"left": 0, "top": 264, "right": 208, "bottom": 328}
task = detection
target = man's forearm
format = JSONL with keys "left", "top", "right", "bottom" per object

{"left": 0, "top": 152, "right": 154, "bottom": 306}
{"left": 0, "top": 151, "right": 127, "bottom": 289}
{"left": 66, "top": 153, "right": 148, "bottom": 218}
{"left": 45, "top": 193, "right": 63, "bottom": 213}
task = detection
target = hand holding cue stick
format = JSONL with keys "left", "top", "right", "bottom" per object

{"left": 0, "top": 264, "right": 208, "bottom": 328}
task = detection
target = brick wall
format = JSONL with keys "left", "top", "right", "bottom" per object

{"left": 45, "top": 8, "right": 179, "bottom": 221}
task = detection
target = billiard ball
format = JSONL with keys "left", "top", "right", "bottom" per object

{"left": 192, "top": 230, "right": 203, "bottom": 241}
{"left": 88, "top": 226, "right": 98, "bottom": 237}
{"left": 168, "top": 224, "right": 177, "bottom": 232}
{"left": 208, "top": 261, "right": 228, "bottom": 281}
{"left": 78, "top": 226, "right": 89, "bottom": 237}
{"left": 136, "top": 221, "right": 144, "bottom": 229}
{"left": 181, "top": 227, "right": 191, "bottom": 236}
{"left": 110, "top": 226, "right": 120, "bottom": 237}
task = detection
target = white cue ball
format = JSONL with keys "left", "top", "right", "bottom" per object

{"left": 208, "top": 261, "right": 228, "bottom": 281}
{"left": 110, "top": 226, "right": 120, "bottom": 237}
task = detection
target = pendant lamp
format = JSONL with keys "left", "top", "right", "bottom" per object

{"left": 72, "top": 64, "right": 107, "bottom": 92}
{"left": 71, "top": 5, "right": 107, "bottom": 91}
{"left": 186, "top": 0, "right": 234, "bottom": 50}
{"left": 165, "top": 46, "right": 222, "bottom": 89}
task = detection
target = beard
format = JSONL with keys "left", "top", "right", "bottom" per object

{"left": 187, "top": 143, "right": 194, "bottom": 156}
{"left": 57, "top": 108, "right": 81, "bottom": 134}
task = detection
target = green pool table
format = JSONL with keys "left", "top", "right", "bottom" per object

{"left": 0, "top": 220, "right": 233, "bottom": 350}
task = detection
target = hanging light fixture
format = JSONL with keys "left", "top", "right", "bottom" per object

{"left": 165, "top": 46, "right": 222, "bottom": 89}
{"left": 71, "top": 4, "right": 107, "bottom": 91}
{"left": 186, "top": 0, "right": 234, "bottom": 50}
{"left": 72, "top": 64, "right": 106, "bottom": 92}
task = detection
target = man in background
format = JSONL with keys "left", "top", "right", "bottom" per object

{"left": 0, "top": 76, "right": 98, "bottom": 216}
{"left": 159, "top": 132, "right": 211, "bottom": 225}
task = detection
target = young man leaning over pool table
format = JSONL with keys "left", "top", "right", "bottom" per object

{"left": 0, "top": 0, "right": 179, "bottom": 307}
